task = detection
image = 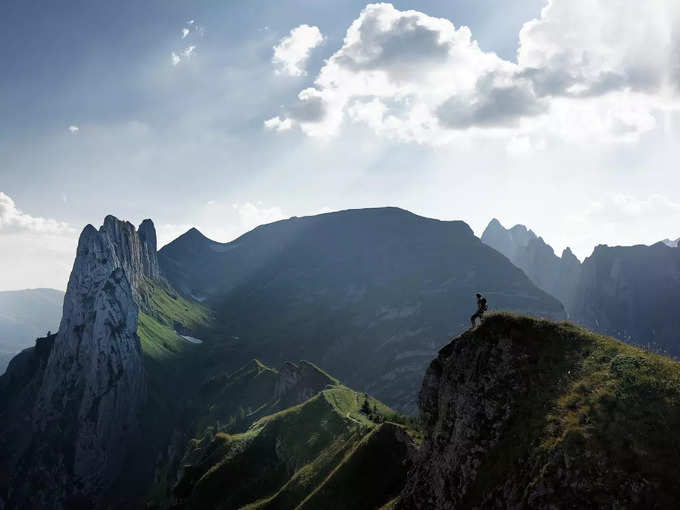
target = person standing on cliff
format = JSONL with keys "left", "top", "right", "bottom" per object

{"left": 470, "top": 293, "right": 487, "bottom": 328}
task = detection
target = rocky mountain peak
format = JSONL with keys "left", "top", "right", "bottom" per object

{"left": 97, "top": 216, "right": 161, "bottom": 301}
{"left": 1, "top": 215, "right": 155, "bottom": 508}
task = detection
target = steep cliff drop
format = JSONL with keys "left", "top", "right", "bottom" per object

{"left": 398, "top": 313, "right": 680, "bottom": 509}
{"left": 0, "top": 217, "right": 161, "bottom": 509}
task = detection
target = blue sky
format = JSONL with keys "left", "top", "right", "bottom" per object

{"left": 1, "top": 0, "right": 679, "bottom": 290}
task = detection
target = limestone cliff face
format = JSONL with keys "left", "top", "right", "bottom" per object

{"left": 1, "top": 216, "right": 160, "bottom": 509}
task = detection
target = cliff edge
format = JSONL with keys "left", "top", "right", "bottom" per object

{"left": 398, "top": 313, "right": 680, "bottom": 509}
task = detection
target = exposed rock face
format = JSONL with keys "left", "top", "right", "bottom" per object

{"left": 483, "top": 219, "right": 680, "bottom": 357}
{"left": 571, "top": 242, "right": 680, "bottom": 356}
{"left": 398, "top": 318, "right": 528, "bottom": 509}
{"left": 274, "top": 360, "right": 333, "bottom": 404}
{"left": 398, "top": 314, "right": 680, "bottom": 509}
{"left": 0, "top": 217, "right": 159, "bottom": 509}
{"left": 481, "top": 218, "right": 582, "bottom": 314}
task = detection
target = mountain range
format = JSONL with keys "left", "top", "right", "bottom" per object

{"left": 482, "top": 218, "right": 680, "bottom": 357}
{"left": 158, "top": 207, "right": 564, "bottom": 412}
{"left": 1, "top": 208, "right": 679, "bottom": 509}
{"left": 0, "top": 288, "right": 64, "bottom": 374}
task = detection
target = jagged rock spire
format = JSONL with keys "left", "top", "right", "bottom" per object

{"left": 11, "top": 216, "right": 157, "bottom": 508}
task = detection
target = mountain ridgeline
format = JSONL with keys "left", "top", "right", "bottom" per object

{"left": 2, "top": 207, "right": 679, "bottom": 509}
{"left": 159, "top": 207, "right": 565, "bottom": 412}
{"left": 0, "top": 288, "right": 64, "bottom": 374}
{"left": 482, "top": 218, "right": 680, "bottom": 358}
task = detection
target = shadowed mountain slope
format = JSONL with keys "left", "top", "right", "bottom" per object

{"left": 483, "top": 218, "right": 680, "bottom": 357}
{"left": 397, "top": 313, "right": 680, "bottom": 509}
{"left": 159, "top": 207, "right": 565, "bottom": 412}
{"left": 481, "top": 218, "right": 582, "bottom": 313}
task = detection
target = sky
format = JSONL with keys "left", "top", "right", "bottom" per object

{"left": 1, "top": 0, "right": 680, "bottom": 291}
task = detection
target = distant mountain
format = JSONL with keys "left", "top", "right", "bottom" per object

{"left": 481, "top": 218, "right": 582, "bottom": 313}
{"left": 1, "top": 213, "right": 418, "bottom": 509}
{"left": 397, "top": 313, "right": 680, "bottom": 508}
{"left": 0, "top": 288, "right": 64, "bottom": 374}
{"left": 661, "top": 237, "right": 679, "bottom": 248}
{"left": 483, "top": 219, "right": 680, "bottom": 357}
{"left": 159, "top": 207, "right": 565, "bottom": 412}
{"left": 572, "top": 242, "right": 680, "bottom": 356}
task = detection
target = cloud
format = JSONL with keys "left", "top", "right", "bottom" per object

{"left": 0, "top": 192, "right": 74, "bottom": 235}
{"left": 270, "top": 1, "right": 680, "bottom": 143}
{"left": 68, "top": 125, "right": 79, "bottom": 133}
{"left": 232, "top": 201, "right": 285, "bottom": 231}
{"left": 272, "top": 24, "right": 324, "bottom": 76}
{"left": 264, "top": 116, "right": 293, "bottom": 131}
{"left": 171, "top": 46, "right": 196, "bottom": 66}
{"left": 182, "top": 28, "right": 189, "bottom": 39}
{"left": 517, "top": 0, "right": 680, "bottom": 98}
{"left": 578, "top": 193, "right": 680, "bottom": 222}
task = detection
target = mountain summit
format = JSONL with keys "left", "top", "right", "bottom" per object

{"left": 159, "top": 207, "right": 565, "bottom": 412}
{"left": 398, "top": 313, "right": 680, "bottom": 508}
{"left": 481, "top": 218, "right": 582, "bottom": 313}
{"left": 0, "top": 217, "right": 162, "bottom": 508}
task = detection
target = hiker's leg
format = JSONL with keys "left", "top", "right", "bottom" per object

{"left": 470, "top": 312, "right": 478, "bottom": 327}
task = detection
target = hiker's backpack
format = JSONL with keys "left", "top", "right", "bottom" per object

{"left": 481, "top": 298, "right": 488, "bottom": 311}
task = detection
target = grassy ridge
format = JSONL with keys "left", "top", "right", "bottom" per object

{"left": 460, "top": 313, "right": 680, "bottom": 506}
{"left": 174, "top": 378, "right": 414, "bottom": 510}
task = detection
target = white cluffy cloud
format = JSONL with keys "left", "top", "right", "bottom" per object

{"left": 264, "top": 116, "right": 293, "bottom": 132}
{"left": 172, "top": 19, "right": 202, "bottom": 66}
{"left": 171, "top": 45, "right": 197, "bottom": 66}
{"left": 0, "top": 192, "right": 77, "bottom": 290}
{"left": 68, "top": 125, "right": 79, "bottom": 133}
{"left": 269, "top": 1, "right": 680, "bottom": 143}
{"left": 0, "top": 192, "right": 73, "bottom": 235}
{"left": 232, "top": 201, "right": 286, "bottom": 231}
{"left": 272, "top": 24, "right": 325, "bottom": 76}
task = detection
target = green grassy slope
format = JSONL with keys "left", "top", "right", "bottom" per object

{"left": 118, "top": 278, "right": 215, "bottom": 505}
{"left": 173, "top": 382, "right": 414, "bottom": 510}
{"left": 468, "top": 313, "right": 680, "bottom": 506}
{"left": 400, "top": 312, "right": 680, "bottom": 508}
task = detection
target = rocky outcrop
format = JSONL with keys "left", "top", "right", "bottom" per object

{"left": 398, "top": 313, "right": 680, "bottom": 509}
{"left": 274, "top": 360, "right": 335, "bottom": 405}
{"left": 0, "top": 216, "right": 161, "bottom": 509}
{"left": 481, "top": 219, "right": 582, "bottom": 315}
{"left": 483, "top": 219, "right": 680, "bottom": 357}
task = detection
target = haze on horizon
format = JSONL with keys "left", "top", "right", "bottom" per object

{"left": 2, "top": 0, "right": 680, "bottom": 291}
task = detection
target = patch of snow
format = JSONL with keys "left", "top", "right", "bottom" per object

{"left": 181, "top": 335, "right": 203, "bottom": 344}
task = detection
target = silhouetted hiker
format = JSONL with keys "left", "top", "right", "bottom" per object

{"left": 470, "top": 293, "right": 487, "bottom": 328}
